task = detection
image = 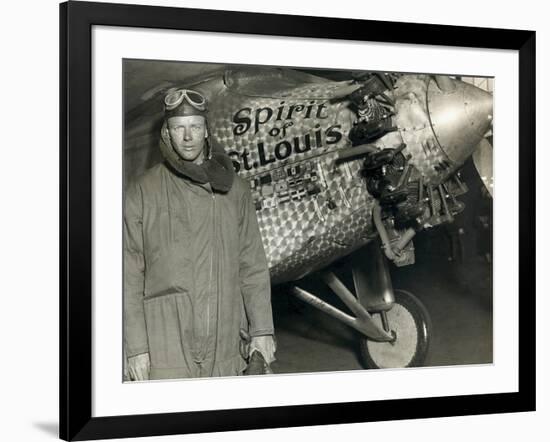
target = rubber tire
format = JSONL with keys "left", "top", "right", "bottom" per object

{"left": 359, "top": 289, "right": 431, "bottom": 369}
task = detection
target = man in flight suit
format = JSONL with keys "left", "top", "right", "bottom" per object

{"left": 124, "top": 88, "right": 275, "bottom": 380}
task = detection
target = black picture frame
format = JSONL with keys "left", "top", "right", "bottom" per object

{"left": 60, "top": 1, "right": 536, "bottom": 440}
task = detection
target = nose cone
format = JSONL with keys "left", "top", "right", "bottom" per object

{"left": 427, "top": 78, "right": 493, "bottom": 166}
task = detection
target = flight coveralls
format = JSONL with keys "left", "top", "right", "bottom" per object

{"left": 124, "top": 162, "right": 274, "bottom": 379}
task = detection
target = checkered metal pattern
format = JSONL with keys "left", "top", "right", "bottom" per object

{"left": 205, "top": 82, "right": 380, "bottom": 282}
{"left": 259, "top": 157, "right": 377, "bottom": 283}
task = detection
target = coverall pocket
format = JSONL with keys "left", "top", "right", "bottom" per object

{"left": 143, "top": 293, "right": 189, "bottom": 370}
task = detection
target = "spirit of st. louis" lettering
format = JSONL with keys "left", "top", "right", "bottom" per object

{"left": 227, "top": 100, "right": 343, "bottom": 172}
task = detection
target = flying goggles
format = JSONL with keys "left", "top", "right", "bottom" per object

{"left": 164, "top": 88, "right": 207, "bottom": 111}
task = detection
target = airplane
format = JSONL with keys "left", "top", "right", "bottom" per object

{"left": 124, "top": 64, "right": 493, "bottom": 370}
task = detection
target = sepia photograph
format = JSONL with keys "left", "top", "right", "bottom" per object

{"left": 123, "top": 59, "right": 494, "bottom": 382}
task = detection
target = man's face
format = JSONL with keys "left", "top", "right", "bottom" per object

{"left": 167, "top": 115, "right": 207, "bottom": 164}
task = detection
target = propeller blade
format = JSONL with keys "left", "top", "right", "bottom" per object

{"left": 472, "top": 137, "right": 493, "bottom": 197}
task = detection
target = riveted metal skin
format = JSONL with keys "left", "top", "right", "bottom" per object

{"left": 390, "top": 75, "right": 493, "bottom": 186}
{"left": 392, "top": 75, "right": 452, "bottom": 185}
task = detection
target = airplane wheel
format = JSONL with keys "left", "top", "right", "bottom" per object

{"left": 359, "top": 289, "right": 431, "bottom": 369}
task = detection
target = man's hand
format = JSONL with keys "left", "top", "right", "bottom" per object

{"left": 250, "top": 335, "right": 276, "bottom": 364}
{"left": 127, "top": 352, "right": 150, "bottom": 381}
{"left": 242, "top": 335, "right": 276, "bottom": 375}
{"left": 239, "top": 331, "right": 277, "bottom": 372}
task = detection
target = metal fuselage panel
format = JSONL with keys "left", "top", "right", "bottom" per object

{"left": 206, "top": 82, "right": 376, "bottom": 284}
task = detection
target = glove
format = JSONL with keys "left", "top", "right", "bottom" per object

{"left": 240, "top": 329, "right": 276, "bottom": 375}
{"left": 127, "top": 352, "right": 150, "bottom": 381}
{"left": 249, "top": 335, "right": 276, "bottom": 364}
{"left": 243, "top": 351, "right": 270, "bottom": 376}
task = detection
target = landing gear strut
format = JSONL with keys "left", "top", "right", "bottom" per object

{"left": 291, "top": 240, "right": 431, "bottom": 369}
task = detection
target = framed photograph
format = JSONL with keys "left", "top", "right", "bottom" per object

{"left": 60, "top": 1, "right": 535, "bottom": 440}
